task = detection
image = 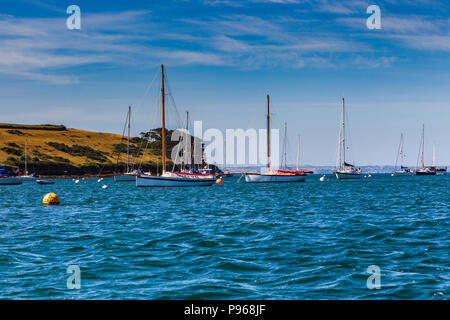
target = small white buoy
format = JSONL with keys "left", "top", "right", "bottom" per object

{"left": 319, "top": 175, "right": 326, "bottom": 181}
{"left": 102, "top": 185, "right": 108, "bottom": 189}
{"left": 97, "top": 178, "right": 102, "bottom": 182}
{"left": 75, "top": 179, "right": 80, "bottom": 184}
{"left": 391, "top": 174, "right": 394, "bottom": 177}
{"left": 368, "top": 174, "right": 372, "bottom": 178}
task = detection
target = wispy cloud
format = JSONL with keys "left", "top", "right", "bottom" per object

{"left": 1, "top": 1, "right": 447, "bottom": 84}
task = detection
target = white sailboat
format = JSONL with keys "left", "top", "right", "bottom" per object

{"left": 334, "top": 98, "right": 362, "bottom": 179}
{"left": 244, "top": 95, "right": 306, "bottom": 183}
{"left": 136, "top": 65, "right": 216, "bottom": 187}
{"left": 415, "top": 124, "right": 438, "bottom": 176}
{"left": 18, "top": 139, "right": 37, "bottom": 181}
{"left": 394, "top": 133, "right": 412, "bottom": 176}
{"left": 430, "top": 142, "right": 446, "bottom": 175}
{"left": 114, "top": 106, "right": 140, "bottom": 182}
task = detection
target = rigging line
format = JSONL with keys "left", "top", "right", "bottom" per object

{"left": 137, "top": 87, "right": 162, "bottom": 172}
{"left": 394, "top": 134, "right": 402, "bottom": 169}
{"left": 336, "top": 100, "right": 342, "bottom": 169}
{"left": 116, "top": 110, "right": 130, "bottom": 170}
{"left": 131, "top": 71, "right": 161, "bottom": 169}
{"left": 344, "top": 100, "right": 356, "bottom": 166}
{"left": 97, "top": 108, "right": 129, "bottom": 177}
{"left": 163, "top": 69, "right": 184, "bottom": 130}
{"left": 132, "top": 67, "right": 160, "bottom": 116}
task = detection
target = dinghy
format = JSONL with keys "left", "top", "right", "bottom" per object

{"left": 36, "top": 179, "right": 55, "bottom": 185}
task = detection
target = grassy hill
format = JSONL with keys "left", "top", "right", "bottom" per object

{"left": 0, "top": 123, "right": 174, "bottom": 175}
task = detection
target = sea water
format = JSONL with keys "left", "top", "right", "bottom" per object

{"left": 0, "top": 174, "right": 448, "bottom": 299}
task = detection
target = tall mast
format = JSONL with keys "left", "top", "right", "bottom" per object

{"left": 184, "top": 111, "right": 189, "bottom": 169}
{"left": 127, "top": 106, "right": 131, "bottom": 173}
{"left": 296, "top": 135, "right": 300, "bottom": 170}
{"left": 161, "top": 64, "right": 166, "bottom": 174}
{"left": 283, "top": 122, "right": 287, "bottom": 169}
{"left": 266, "top": 94, "right": 270, "bottom": 170}
{"left": 421, "top": 124, "right": 425, "bottom": 168}
{"left": 400, "top": 133, "right": 404, "bottom": 167}
{"left": 25, "top": 138, "right": 28, "bottom": 174}
{"left": 432, "top": 143, "right": 436, "bottom": 167}
{"left": 341, "top": 97, "right": 346, "bottom": 168}
{"left": 395, "top": 133, "right": 406, "bottom": 170}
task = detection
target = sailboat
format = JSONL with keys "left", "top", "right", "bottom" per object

{"left": 281, "top": 134, "right": 314, "bottom": 175}
{"left": 18, "top": 139, "right": 37, "bottom": 181}
{"left": 393, "top": 133, "right": 412, "bottom": 175}
{"left": 0, "top": 165, "right": 22, "bottom": 185}
{"left": 244, "top": 95, "right": 306, "bottom": 183}
{"left": 136, "top": 65, "right": 216, "bottom": 187}
{"left": 429, "top": 143, "right": 447, "bottom": 175}
{"left": 114, "top": 106, "right": 141, "bottom": 182}
{"left": 334, "top": 98, "right": 362, "bottom": 179}
{"left": 415, "top": 124, "right": 437, "bottom": 176}
{"left": 432, "top": 144, "right": 447, "bottom": 175}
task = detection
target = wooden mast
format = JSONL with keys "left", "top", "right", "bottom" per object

{"left": 161, "top": 64, "right": 166, "bottom": 174}
{"left": 296, "top": 135, "right": 300, "bottom": 171}
{"left": 283, "top": 122, "right": 287, "bottom": 169}
{"left": 266, "top": 94, "right": 270, "bottom": 170}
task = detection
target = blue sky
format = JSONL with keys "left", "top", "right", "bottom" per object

{"left": 0, "top": 0, "right": 449, "bottom": 166}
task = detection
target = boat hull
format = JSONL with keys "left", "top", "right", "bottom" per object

{"left": 36, "top": 179, "right": 55, "bottom": 185}
{"left": 335, "top": 171, "right": 362, "bottom": 179}
{"left": 414, "top": 171, "right": 436, "bottom": 176}
{"left": 136, "top": 175, "right": 216, "bottom": 187}
{"left": 114, "top": 175, "right": 137, "bottom": 182}
{"left": 244, "top": 174, "right": 306, "bottom": 183}
{"left": 394, "top": 171, "right": 413, "bottom": 176}
{"left": 17, "top": 175, "right": 37, "bottom": 181}
{"left": 0, "top": 177, "right": 23, "bottom": 185}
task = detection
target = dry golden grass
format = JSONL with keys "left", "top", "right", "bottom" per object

{"left": 0, "top": 124, "right": 162, "bottom": 167}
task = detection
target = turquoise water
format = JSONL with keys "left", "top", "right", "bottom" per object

{"left": 0, "top": 174, "right": 448, "bottom": 299}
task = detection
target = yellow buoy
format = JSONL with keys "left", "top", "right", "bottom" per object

{"left": 216, "top": 178, "right": 223, "bottom": 184}
{"left": 42, "top": 193, "right": 60, "bottom": 206}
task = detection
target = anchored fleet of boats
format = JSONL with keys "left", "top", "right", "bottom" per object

{"left": 1, "top": 64, "right": 447, "bottom": 186}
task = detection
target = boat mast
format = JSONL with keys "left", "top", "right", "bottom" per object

{"left": 184, "top": 111, "right": 189, "bottom": 170}
{"left": 266, "top": 94, "right": 270, "bottom": 170}
{"left": 432, "top": 143, "right": 436, "bottom": 167}
{"left": 161, "top": 64, "right": 166, "bottom": 174}
{"left": 296, "top": 135, "right": 300, "bottom": 171}
{"left": 341, "top": 97, "right": 346, "bottom": 168}
{"left": 25, "top": 138, "right": 27, "bottom": 174}
{"left": 395, "top": 133, "right": 403, "bottom": 170}
{"left": 283, "top": 122, "right": 287, "bottom": 169}
{"left": 127, "top": 106, "right": 131, "bottom": 173}
{"left": 421, "top": 124, "right": 425, "bottom": 169}
{"left": 400, "top": 134, "right": 404, "bottom": 167}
